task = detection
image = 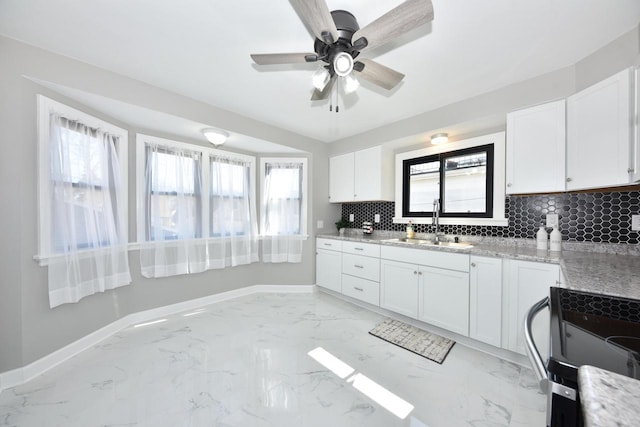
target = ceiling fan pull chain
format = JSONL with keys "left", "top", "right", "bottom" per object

{"left": 336, "top": 77, "right": 339, "bottom": 113}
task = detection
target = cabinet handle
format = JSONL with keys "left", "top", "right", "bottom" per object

{"left": 555, "top": 280, "right": 561, "bottom": 285}
{"left": 418, "top": 272, "right": 422, "bottom": 275}
{"left": 413, "top": 271, "right": 417, "bottom": 275}
{"left": 354, "top": 247, "right": 364, "bottom": 251}
{"left": 471, "top": 262, "right": 476, "bottom": 267}
{"left": 566, "top": 177, "right": 572, "bottom": 182}
{"left": 354, "top": 287, "right": 364, "bottom": 292}
{"left": 507, "top": 183, "right": 512, "bottom": 187}
{"left": 354, "top": 265, "right": 364, "bottom": 269}
{"left": 629, "top": 168, "right": 635, "bottom": 173}
{"left": 323, "top": 243, "right": 332, "bottom": 247}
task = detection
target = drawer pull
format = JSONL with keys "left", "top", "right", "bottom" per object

{"left": 354, "top": 247, "right": 364, "bottom": 251}
{"left": 354, "top": 265, "right": 364, "bottom": 269}
{"left": 323, "top": 243, "right": 332, "bottom": 247}
{"left": 354, "top": 287, "right": 364, "bottom": 292}
{"left": 413, "top": 271, "right": 417, "bottom": 275}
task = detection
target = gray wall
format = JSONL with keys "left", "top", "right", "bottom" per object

{"left": 0, "top": 36, "right": 339, "bottom": 373}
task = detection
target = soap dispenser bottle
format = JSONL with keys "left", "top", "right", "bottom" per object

{"left": 406, "top": 221, "right": 415, "bottom": 239}
{"left": 536, "top": 224, "right": 548, "bottom": 250}
{"left": 550, "top": 225, "right": 562, "bottom": 252}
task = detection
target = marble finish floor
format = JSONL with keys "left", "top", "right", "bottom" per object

{"left": 0, "top": 291, "right": 546, "bottom": 426}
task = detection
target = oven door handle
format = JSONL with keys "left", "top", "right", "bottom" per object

{"left": 524, "top": 296, "right": 550, "bottom": 393}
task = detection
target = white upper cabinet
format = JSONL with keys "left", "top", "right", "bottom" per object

{"left": 329, "top": 146, "right": 394, "bottom": 203}
{"left": 506, "top": 100, "right": 566, "bottom": 194}
{"left": 633, "top": 67, "right": 640, "bottom": 183}
{"left": 567, "top": 68, "right": 633, "bottom": 190}
{"left": 329, "top": 153, "right": 355, "bottom": 203}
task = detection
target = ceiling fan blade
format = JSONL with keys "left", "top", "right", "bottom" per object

{"left": 311, "top": 76, "right": 336, "bottom": 100}
{"left": 355, "top": 59, "right": 405, "bottom": 90}
{"left": 251, "top": 53, "right": 317, "bottom": 65}
{"left": 352, "top": 0, "right": 434, "bottom": 52}
{"left": 290, "top": 0, "right": 339, "bottom": 44}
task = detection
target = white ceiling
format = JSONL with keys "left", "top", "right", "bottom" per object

{"left": 2, "top": 0, "right": 640, "bottom": 143}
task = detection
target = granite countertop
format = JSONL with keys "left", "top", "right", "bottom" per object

{"left": 317, "top": 232, "right": 640, "bottom": 300}
{"left": 578, "top": 365, "right": 640, "bottom": 427}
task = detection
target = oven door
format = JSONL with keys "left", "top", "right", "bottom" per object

{"left": 525, "top": 295, "right": 580, "bottom": 427}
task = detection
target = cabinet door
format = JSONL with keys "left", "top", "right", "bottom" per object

{"left": 355, "top": 146, "right": 383, "bottom": 201}
{"left": 469, "top": 256, "right": 503, "bottom": 347}
{"left": 329, "top": 152, "right": 354, "bottom": 203}
{"left": 567, "top": 68, "right": 632, "bottom": 190}
{"left": 418, "top": 266, "right": 470, "bottom": 336}
{"left": 316, "top": 249, "right": 342, "bottom": 292}
{"left": 506, "top": 100, "right": 566, "bottom": 194}
{"left": 505, "top": 260, "right": 559, "bottom": 357}
{"left": 380, "top": 259, "right": 419, "bottom": 319}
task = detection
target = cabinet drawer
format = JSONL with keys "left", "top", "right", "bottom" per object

{"left": 342, "top": 253, "right": 380, "bottom": 282}
{"left": 316, "top": 238, "right": 342, "bottom": 252}
{"left": 380, "top": 246, "right": 469, "bottom": 272}
{"left": 342, "top": 274, "right": 380, "bottom": 306}
{"left": 342, "top": 241, "right": 380, "bottom": 257}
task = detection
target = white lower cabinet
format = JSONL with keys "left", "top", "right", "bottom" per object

{"left": 315, "top": 239, "right": 342, "bottom": 293}
{"left": 504, "top": 259, "right": 560, "bottom": 358}
{"left": 418, "top": 266, "right": 470, "bottom": 336}
{"left": 380, "top": 259, "right": 419, "bottom": 319}
{"left": 469, "top": 256, "right": 503, "bottom": 347}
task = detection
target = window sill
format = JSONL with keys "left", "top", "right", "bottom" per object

{"left": 393, "top": 217, "right": 508, "bottom": 227}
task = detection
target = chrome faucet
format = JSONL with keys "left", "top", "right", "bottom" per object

{"left": 432, "top": 198, "right": 441, "bottom": 243}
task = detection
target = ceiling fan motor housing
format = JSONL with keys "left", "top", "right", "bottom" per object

{"left": 314, "top": 10, "right": 361, "bottom": 73}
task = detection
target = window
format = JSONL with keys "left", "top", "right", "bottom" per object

{"left": 260, "top": 158, "right": 308, "bottom": 263}
{"left": 394, "top": 132, "right": 507, "bottom": 226}
{"left": 137, "top": 135, "right": 258, "bottom": 277}
{"left": 37, "top": 95, "right": 131, "bottom": 307}
{"left": 143, "top": 144, "right": 202, "bottom": 241}
{"left": 210, "top": 156, "right": 253, "bottom": 237}
{"left": 403, "top": 145, "right": 494, "bottom": 218}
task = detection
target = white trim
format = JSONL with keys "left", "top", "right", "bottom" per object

{"left": 0, "top": 284, "right": 315, "bottom": 392}
{"left": 394, "top": 132, "right": 507, "bottom": 226}
{"left": 259, "top": 157, "right": 309, "bottom": 236}
{"left": 36, "top": 94, "right": 129, "bottom": 260}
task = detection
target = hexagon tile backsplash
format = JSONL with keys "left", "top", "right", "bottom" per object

{"left": 340, "top": 190, "right": 640, "bottom": 244}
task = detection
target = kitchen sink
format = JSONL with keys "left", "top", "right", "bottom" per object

{"left": 381, "top": 238, "right": 473, "bottom": 249}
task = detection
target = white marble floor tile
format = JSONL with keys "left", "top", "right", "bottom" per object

{"left": 0, "top": 292, "right": 546, "bottom": 426}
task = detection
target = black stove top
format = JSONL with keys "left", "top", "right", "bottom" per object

{"left": 548, "top": 287, "right": 640, "bottom": 384}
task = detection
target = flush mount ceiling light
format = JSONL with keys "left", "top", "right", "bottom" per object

{"left": 202, "top": 128, "right": 229, "bottom": 146}
{"left": 431, "top": 133, "right": 448, "bottom": 145}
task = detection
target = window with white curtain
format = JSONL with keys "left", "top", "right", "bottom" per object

{"left": 137, "top": 135, "right": 258, "bottom": 277}
{"left": 37, "top": 95, "right": 131, "bottom": 308}
{"left": 260, "top": 158, "right": 308, "bottom": 263}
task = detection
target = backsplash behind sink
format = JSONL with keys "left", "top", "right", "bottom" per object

{"left": 340, "top": 190, "right": 640, "bottom": 245}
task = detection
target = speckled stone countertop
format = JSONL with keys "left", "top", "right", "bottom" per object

{"left": 578, "top": 365, "right": 640, "bottom": 427}
{"left": 317, "top": 232, "right": 640, "bottom": 300}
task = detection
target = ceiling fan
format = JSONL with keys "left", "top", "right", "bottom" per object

{"left": 250, "top": 0, "right": 434, "bottom": 103}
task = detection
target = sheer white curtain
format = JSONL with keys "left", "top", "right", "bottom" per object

{"left": 205, "top": 155, "right": 259, "bottom": 268}
{"left": 139, "top": 142, "right": 203, "bottom": 278}
{"left": 47, "top": 114, "right": 131, "bottom": 308}
{"left": 261, "top": 159, "right": 306, "bottom": 263}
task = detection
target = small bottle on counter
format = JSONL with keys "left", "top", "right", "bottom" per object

{"left": 550, "top": 225, "right": 562, "bottom": 252}
{"left": 536, "top": 224, "right": 548, "bottom": 250}
{"left": 406, "top": 221, "right": 415, "bottom": 239}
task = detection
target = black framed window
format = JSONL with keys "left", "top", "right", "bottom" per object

{"left": 402, "top": 144, "right": 494, "bottom": 218}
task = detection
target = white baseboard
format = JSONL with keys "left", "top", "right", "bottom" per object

{"left": 0, "top": 284, "right": 315, "bottom": 393}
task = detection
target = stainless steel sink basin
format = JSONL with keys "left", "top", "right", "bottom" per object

{"left": 381, "top": 238, "right": 473, "bottom": 249}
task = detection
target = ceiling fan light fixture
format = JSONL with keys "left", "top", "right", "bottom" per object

{"left": 312, "top": 68, "right": 331, "bottom": 91}
{"left": 344, "top": 74, "right": 360, "bottom": 94}
{"left": 431, "top": 133, "right": 449, "bottom": 145}
{"left": 333, "top": 52, "right": 354, "bottom": 77}
{"left": 202, "top": 128, "right": 229, "bottom": 146}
